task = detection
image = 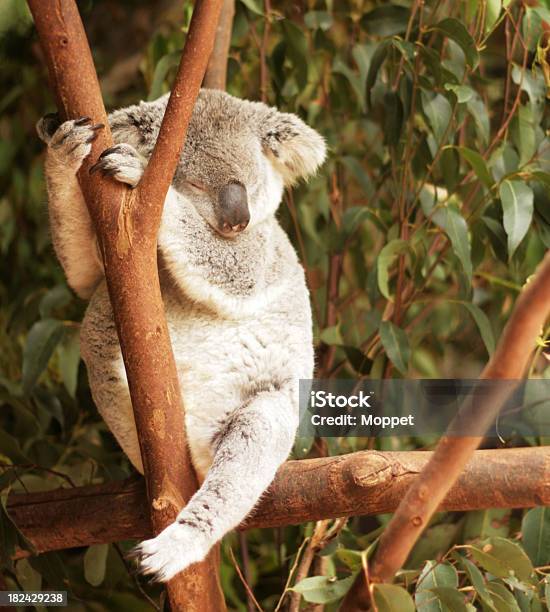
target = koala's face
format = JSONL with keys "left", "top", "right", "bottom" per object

{"left": 170, "top": 91, "right": 326, "bottom": 238}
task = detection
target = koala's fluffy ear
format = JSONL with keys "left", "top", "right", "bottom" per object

{"left": 260, "top": 110, "right": 326, "bottom": 186}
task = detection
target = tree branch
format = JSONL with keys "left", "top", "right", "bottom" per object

{"left": 341, "top": 250, "right": 550, "bottom": 611}
{"left": 203, "top": 0, "right": 235, "bottom": 90}
{"left": 27, "top": 1, "right": 224, "bottom": 609}
{"left": 6, "top": 448, "right": 549, "bottom": 556}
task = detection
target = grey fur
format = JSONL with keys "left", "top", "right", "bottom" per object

{"left": 37, "top": 89, "right": 326, "bottom": 582}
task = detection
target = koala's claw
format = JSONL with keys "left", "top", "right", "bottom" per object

{"left": 88, "top": 143, "right": 145, "bottom": 188}
{"left": 38, "top": 117, "right": 105, "bottom": 169}
{"left": 74, "top": 116, "right": 92, "bottom": 126}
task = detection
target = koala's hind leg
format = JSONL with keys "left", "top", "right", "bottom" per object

{"left": 37, "top": 115, "right": 105, "bottom": 299}
{"left": 133, "top": 385, "right": 298, "bottom": 582}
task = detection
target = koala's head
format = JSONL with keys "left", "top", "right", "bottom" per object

{"left": 168, "top": 90, "right": 326, "bottom": 238}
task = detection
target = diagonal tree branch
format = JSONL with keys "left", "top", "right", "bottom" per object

{"left": 341, "top": 250, "right": 550, "bottom": 611}
{"left": 6, "top": 447, "right": 549, "bottom": 556}
{"left": 203, "top": 0, "right": 235, "bottom": 90}
{"left": 27, "top": 1, "right": 224, "bottom": 609}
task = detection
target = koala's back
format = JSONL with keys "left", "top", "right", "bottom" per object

{"left": 80, "top": 216, "right": 313, "bottom": 477}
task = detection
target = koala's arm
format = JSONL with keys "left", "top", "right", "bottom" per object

{"left": 37, "top": 110, "right": 154, "bottom": 299}
{"left": 36, "top": 116, "right": 105, "bottom": 299}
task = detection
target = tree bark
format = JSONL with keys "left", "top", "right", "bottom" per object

{"left": 203, "top": 0, "right": 235, "bottom": 90}
{"left": 341, "top": 251, "right": 550, "bottom": 611}
{"left": 7, "top": 447, "right": 549, "bottom": 556}
{"left": 26, "top": 1, "right": 225, "bottom": 610}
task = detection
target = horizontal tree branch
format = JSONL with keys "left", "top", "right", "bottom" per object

{"left": 7, "top": 447, "right": 548, "bottom": 557}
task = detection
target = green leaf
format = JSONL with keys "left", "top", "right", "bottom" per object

{"left": 429, "top": 587, "right": 469, "bottom": 612}
{"left": 422, "top": 92, "right": 452, "bottom": 143}
{"left": 15, "top": 558, "right": 42, "bottom": 592}
{"left": 499, "top": 180, "right": 534, "bottom": 259}
{"left": 486, "top": 581, "right": 522, "bottom": 612}
{"left": 319, "top": 325, "right": 343, "bottom": 346}
{"left": 416, "top": 561, "right": 458, "bottom": 612}
{"left": 148, "top": 51, "right": 181, "bottom": 101}
{"left": 361, "top": 5, "right": 410, "bottom": 37}
{"left": 544, "top": 576, "right": 550, "bottom": 609}
{"left": 469, "top": 538, "right": 534, "bottom": 582}
{"left": 377, "top": 239, "right": 409, "bottom": 301}
{"left": 84, "top": 543, "right": 109, "bottom": 587}
{"left": 57, "top": 327, "right": 80, "bottom": 398}
{"left": 335, "top": 548, "right": 364, "bottom": 572}
{"left": 454, "top": 146, "right": 494, "bottom": 189}
{"left": 365, "top": 41, "right": 390, "bottom": 108}
{"left": 343, "top": 346, "right": 373, "bottom": 375}
{"left": 433, "top": 203, "right": 472, "bottom": 280}
{"left": 383, "top": 91, "right": 404, "bottom": 146}
{"left": 511, "top": 104, "right": 536, "bottom": 166}
{"left": 304, "top": 11, "right": 333, "bottom": 31}
{"left": 486, "top": 0, "right": 503, "bottom": 33}
{"left": 239, "top": 0, "right": 263, "bottom": 15}
{"left": 408, "top": 524, "right": 459, "bottom": 570}
{"left": 458, "top": 304, "right": 494, "bottom": 356}
{"left": 444, "top": 83, "right": 474, "bottom": 103}
{"left": 521, "top": 507, "right": 550, "bottom": 567}
{"left": 429, "top": 18, "right": 480, "bottom": 69}
{"left": 464, "top": 509, "right": 510, "bottom": 540}
{"left": 39, "top": 285, "right": 72, "bottom": 319}
{"left": 341, "top": 160, "right": 375, "bottom": 199}
{"left": 291, "top": 575, "right": 355, "bottom": 604}
{"left": 379, "top": 321, "right": 410, "bottom": 374}
{"left": 466, "top": 94, "right": 490, "bottom": 146}
{"left": 373, "top": 583, "right": 415, "bottom": 612}
{"left": 22, "top": 319, "right": 65, "bottom": 395}
{"left": 455, "top": 554, "right": 496, "bottom": 611}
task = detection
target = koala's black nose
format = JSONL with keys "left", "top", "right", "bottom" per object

{"left": 218, "top": 181, "right": 250, "bottom": 235}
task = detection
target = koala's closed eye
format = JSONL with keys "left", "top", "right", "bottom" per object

{"left": 184, "top": 179, "right": 208, "bottom": 192}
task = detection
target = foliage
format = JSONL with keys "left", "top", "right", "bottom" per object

{"left": 0, "top": 0, "right": 549, "bottom": 609}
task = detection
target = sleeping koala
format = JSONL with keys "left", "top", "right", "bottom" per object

{"left": 37, "top": 89, "right": 325, "bottom": 582}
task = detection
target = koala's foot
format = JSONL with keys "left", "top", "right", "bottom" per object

{"left": 37, "top": 116, "right": 104, "bottom": 168}
{"left": 131, "top": 521, "right": 212, "bottom": 582}
{"left": 89, "top": 144, "right": 145, "bottom": 188}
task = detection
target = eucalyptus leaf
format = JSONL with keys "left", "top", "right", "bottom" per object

{"left": 422, "top": 92, "right": 452, "bottom": 143}
{"left": 455, "top": 554, "right": 496, "bottom": 611}
{"left": 379, "top": 321, "right": 410, "bottom": 374}
{"left": 499, "top": 180, "right": 534, "bottom": 259}
{"left": 469, "top": 538, "right": 534, "bottom": 582}
{"left": 454, "top": 146, "right": 494, "bottom": 189}
{"left": 377, "top": 239, "right": 409, "bottom": 301}
{"left": 521, "top": 507, "right": 550, "bottom": 567}
{"left": 22, "top": 319, "right": 65, "bottom": 395}
{"left": 361, "top": 5, "right": 410, "bottom": 37}
{"left": 415, "top": 561, "right": 458, "bottom": 612}
{"left": 457, "top": 303, "right": 495, "bottom": 356}
{"left": 239, "top": 0, "right": 263, "bottom": 16}
{"left": 84, "top": 543, "right": 109, "bottom": 587}
{"left": 365, "top": 41, "right": 390, "bottom": 108}
{"left": 430, "top": 18, "right": 480, "bottom": 69}
{"left": 291, "top": 575, "right": 355, "bottom": 604}
{"left": 57, "top": 327, "right": 80, "bottom": 399}
{"left": 373, "top": 583, "right": 415, "bottom": 612}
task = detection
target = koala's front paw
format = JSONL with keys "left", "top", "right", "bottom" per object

{"left": 131, "top": 521, "right": 211, "bottom": 583}
{"left": 89, "top": 144, "right": 145, "bottom": 188}
{"left": 37, "top": 116, "right": 104, "bottom": 168}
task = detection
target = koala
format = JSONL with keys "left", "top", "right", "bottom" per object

{"left": 36, "top": 89, "right": 325, "bottom": 582}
